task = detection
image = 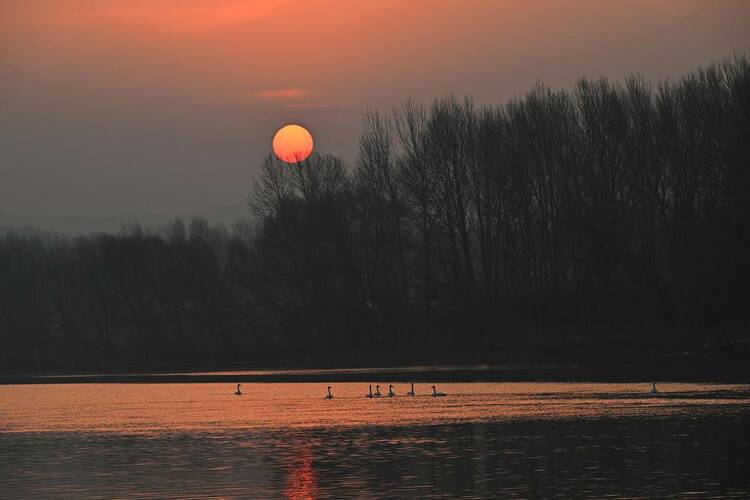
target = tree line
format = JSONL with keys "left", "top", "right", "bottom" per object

{"left": 2, "top": 55, "right": 748, "bottom": 372}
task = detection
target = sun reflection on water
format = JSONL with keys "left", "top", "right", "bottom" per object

{"left": 1, "top": 382, "right": 749, "bottom": 498}
{"left": 285, "top": 447, "right": 319, "bottom": 500}
{"left": 1, "top": 382, "right": 749, "bottom": 434}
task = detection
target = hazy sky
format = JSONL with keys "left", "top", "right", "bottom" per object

{"left": 2, "top": 0, "right": 749, "bottom": 218}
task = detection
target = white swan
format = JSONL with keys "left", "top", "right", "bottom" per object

{"left": 387, "top": 385, "right": 396, "bottom": 397}
{"left": 234, "top": 384, "right": 242, "bottom": 396}
{"left": 325, "top": 386, "right": 334, "bottom": 399}
{"left": 374, "top": 385, "right": 383, "bottom": 398}
{"left": 407, "top": 382, "right": 415, "bottom": 397}
{"left": 366, "top": 385, "right": 374, "bottom": 398}
{"left": 431, "top": 385, "right": 446, "bottom": 397}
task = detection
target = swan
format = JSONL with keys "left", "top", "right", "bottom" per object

{"left": 234, "top": 384, "right": 242, "bottom": 396}
{"left": 407, "top": 382, "right": 415, "bottom": 397}
{"left": 650, "top": 382, "right": 658, "bottom": 394}
{"left": 325, "top": 386, "right": 334, "bottom": 399}
{"left": 374, "top": 385, "right": 383, "bottom": 398}
{"left": 387, "top": 385, "right": 396, "bottom": 397}
{"left": 366, "top": 385, "right": 374, "bottom": 398}
{"left": 431, "top": 385, "right": 446, "bottom": 397}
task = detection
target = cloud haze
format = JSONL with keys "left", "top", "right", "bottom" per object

{"left": 251, "top": 88, "right": 310, "bottom": 101}
{"left": 1, "top": 0, "right": 749, "bottom": 222}
{"left": 8, "top": 0, "right": 285, "bottom": 32}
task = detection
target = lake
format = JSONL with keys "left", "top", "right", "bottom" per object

{"left": 1, "top": 381, "right": 749, "bottom": 498}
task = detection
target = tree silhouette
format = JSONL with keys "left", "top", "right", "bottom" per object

{"left": 1, "top": 55, "right": 748, "bottom": 373}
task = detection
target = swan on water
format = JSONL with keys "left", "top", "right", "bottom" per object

{"left": 234, "top": 384, "right": 242, "bottom": 396}
{"left": 374, "top": 385, "right": 383, "bottom": 398}
{"left": 325, "top": 386, "right": 334, "bottom": 399}
{"left": 387, "top": 385, "right": 396, "bottom": 397}
{"left": 431, "top": 385, "right": 446, "bottom": 397}
{"left": 651, "top": 382, "right": 658, "bottom": 394}
{"left": 366, "top": 384, "right": 374, "bottom": 398}
{"left": 406, "top": 382, "right": 415, "bottom": 397}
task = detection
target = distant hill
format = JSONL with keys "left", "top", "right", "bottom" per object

{"left": 0, "top": 205, "right": 252, "bottom": 237}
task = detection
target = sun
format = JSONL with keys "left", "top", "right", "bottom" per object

{"left": 272, "top": 124, "right": 314, "bottom": 163}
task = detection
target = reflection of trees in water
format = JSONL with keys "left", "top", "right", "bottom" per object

{"left": 285, "top": 447, "right": 319, "bottom": 500}
{"left": 2, "top": 417, "right": 748, "bottom": 497}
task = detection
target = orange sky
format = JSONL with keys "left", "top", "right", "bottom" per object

{"left": 1, "top": 0, "right": 749, "bottom": 218}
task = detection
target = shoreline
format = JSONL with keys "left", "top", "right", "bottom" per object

{"left": 2, "top": 359, "right": 749, "bottom": 385}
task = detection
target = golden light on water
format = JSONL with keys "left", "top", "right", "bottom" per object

{"left": 1, "top": 382, "right": 747, "bottom": 433}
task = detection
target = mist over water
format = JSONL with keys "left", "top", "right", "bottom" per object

{"left": 2, "top": 382, "right": 749, "bottom": 498}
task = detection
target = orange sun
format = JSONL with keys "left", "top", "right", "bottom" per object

{"left": 272, "top": 124, "right": 313, "bottom": 163}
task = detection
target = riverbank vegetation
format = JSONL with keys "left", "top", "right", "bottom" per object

{"left": 2, "top": 55, "right": 748, "bottom": 373}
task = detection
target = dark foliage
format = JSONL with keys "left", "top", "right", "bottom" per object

{"left": 2, "top": 56, "right": 749, "bottom": 372}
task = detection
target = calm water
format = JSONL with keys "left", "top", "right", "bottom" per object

{"left": 1, "top": 382, "right": 749, "bottom": 498}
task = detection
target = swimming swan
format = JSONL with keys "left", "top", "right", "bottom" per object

{"left": 650, "top": 382, "right": 658, "bottom": 394}
{"left": 325, "top": 386, "right": 334, "bottom": 399}
{"left": 431, "top": 385, "right": 446, "bottom": 397}
{"left": 366, "top": 385, "right": 374, "bottom": 398}
{"left": 374, "top": 385, "right": 383, "bottom": 398}
{"left": 407, "top": 382, "right": 415, "bottom": 397}
{"left": 387, "top": 385, "right": 396, "bottom": 397}
{"left": 234, "top": 384, "right": 242, "bottom": 396}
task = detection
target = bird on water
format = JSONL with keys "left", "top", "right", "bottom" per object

{"left": 431, "top": 385, "right": 446, "bottom": 397}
